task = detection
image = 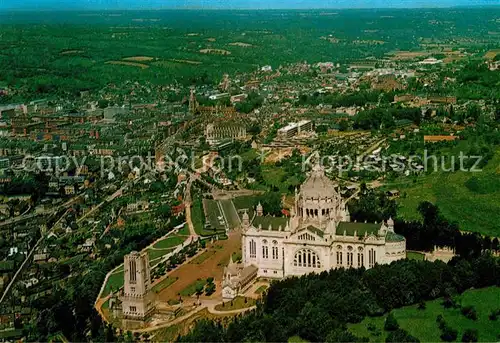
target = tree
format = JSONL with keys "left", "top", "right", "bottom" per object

{"left": 417, "top": 300, "right": 426, "bottom": 310}
{"left": 105, "top": 323, "right": 116, "bottom": 342}
{"left": 177, "top": 319, "right": 224, "bottom": 342}
{"left": 384, "top": 312, "right": 399, "bottom": 331}
{"left": 150, "top": 180, "right": 167, "bottom": 193}
{"left": 256, "top": 192, "right": 282, "bottom": 216}
{"left": 461, "top": 329, "right": 478, "bottom": 342}
{"left": 195, "top": 283, "right": 205, "bottom": 296}
{"left": 248, "top": 124, "right": 262, "bottom": 136}
{"left": 205, "top": 282, "right": 216, "bottom": 296}
{"left": 98, "top": 99, "right": 109, "bottom": 109}
{"left": 386, "top": 329, "right": 420, "bottom": 343}
{"left": 461, "top": 306, "right": 477, "bottom": 320}
{"left": 156, "top": 204, "right": 171, "bottom": 219}
{"left": 315, "top": 124, "right": 328, "bottom": 134}
{"left": 326, "top": 329, "right": 368, "bottom": 342}
{"left": 338, "top": 120, "right": 350, "bottom": 131}
{"left": 466, "top": 103, "right": 481, "bottom": 122}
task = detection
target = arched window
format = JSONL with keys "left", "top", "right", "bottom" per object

{"left": 262, "top": 245, "right": 269, "bottom": 259}
{"left": 357, "top": 247, "right": 364, "bottom": 267}
{"left": 249, "top": 240, "right": 256, "bottom": 258}
{"left": 272, "top": 246, "right": 279, "bottom": 259}
{"left": 293, "top": 249, "right": 321, "bottom": 268}
{"left": 368, "top": 248, "right": 376, "bottom": 268}
{"left": 347, "top": 246, "right": 353, "bottom": 267}
{"left": 298, "top": 233, "right": 315, "bottom": 241}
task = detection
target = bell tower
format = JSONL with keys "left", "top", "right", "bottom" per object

{"left": 121, "top": 251, "right": 155, "bottom": 321}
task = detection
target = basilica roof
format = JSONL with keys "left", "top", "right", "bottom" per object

{"left": 336, "top": 221, "right": 380, "bottom": 237}
{"left": 300, "top": 165, "right": 339, "bottom": 200}
{"left": 385, "top": 231, "right": 405, "bottom": 242}
{"left": 304, "top": 225, "right": 325, "bottom": 238}
{"left": 252, "top": 215, "right": 289, "bottom": 230}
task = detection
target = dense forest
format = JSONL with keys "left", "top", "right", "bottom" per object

{"left": 178, "top": 254, "right": 500, "bottom": 342}
{"left": 0, "top": 8, "right": 499, "bottom": 101}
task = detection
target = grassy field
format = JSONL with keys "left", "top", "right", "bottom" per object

{"left": 101, "top": 271, "right": 124, "bottom": 297}
{"left": 153, "top": 236, "right": 185, "bottom": 249}
{"left": 203, "top": 199, "right": 226, "bottom": 231}
{"left": 177, "top": 224, "right": 190, "bottom": 236}
{"left": 179, "top": 279, "right": 207, "bottom": 297}
{"left": 348, "top": 287, "right": 500, "bottom": 342}
{"left": 220, "top": 199, "right": 240, "bottom": 229}
{"left": 191, "top": 198, "right": 207, "bottom": 236}
{"left": 214, "top": 296, "right": 256, "bottom": 311}
{"left": 147, "top": 248, "right": 174, "bottom": 261}
{"left": 406, "top": 251, "right": 425, "bottom": 261}
{"left": 151, "top": 277, "right": 178, "bottom": 293}
{"left": 389, "top": 149, "right": 500, "bottom": 237}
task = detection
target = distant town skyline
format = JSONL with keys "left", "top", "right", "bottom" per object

{"left": 1, "top": 0, "right": 498, "bottom": 11}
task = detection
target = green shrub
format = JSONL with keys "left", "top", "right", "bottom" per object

{"left": 384, "top": 312, "right": 399, "bottom": 331}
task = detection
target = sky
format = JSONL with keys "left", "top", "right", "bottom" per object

{"left": 0, "top": 0, "right": 498, "bottom": 11}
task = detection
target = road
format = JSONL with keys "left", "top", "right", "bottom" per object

{"left": 130, "top": 300, "right": 255, "bottom": 334}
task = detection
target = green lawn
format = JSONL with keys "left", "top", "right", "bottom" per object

{"left": 389, "top": 149, "right": 500, "bottom": 237}
{"left": 255, "top": 285, "right": 268, "bottom": 294}
{"left": 348, "top": 287, "right": 500, "bottom": 342}
{"left": 177, "top": 223, "right": 190, "bottom": 236}
{"left": 101, "top": 271, "right": 124, "bottom": 297}
{"left": 179, "top": 279, "right": 207, "bottom": 297}
{"left": 406, "top": 251, "right": 425, "bottom": 261}
{"left": 147, "top": 248, "right": 174, "bottom": 261}
{"left": 192, "top": 198, "right": 207, "bottom": 235}
{"left": 151, "top": 277, "right": 178, "bottom": 293}
{"left": 214, "top": 296, "right": 256, "bottom": 311}
{"left": 220, "top": 199, "right": 240, "bottom": 229}
{"left": 194, "top": 198, "right": 225, "bottom": 236}
{"left": 153, "top": 236, "right": 185, "bottom": 249}
{"left": 204, "top": 199, "right": 226, "bottom": 231}
{"left": 288, "top": 336, "right": 310, "bottom": 343}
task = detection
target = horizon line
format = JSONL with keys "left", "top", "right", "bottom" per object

{"left": 1, "top": 4, "right": 499, "bottom": 12}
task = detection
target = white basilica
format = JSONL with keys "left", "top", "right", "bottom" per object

{"left": 241, "top": 165, "right": 406, "bottom": 279}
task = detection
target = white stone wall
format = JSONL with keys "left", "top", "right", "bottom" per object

{"left": 242, "top": 231, "right": 286, "bottom": 279}
{"left": 383, "top": 241, "right": 406, "bottom": 264}
{"left": 121, "top": 293, "right": 154, "bottom": 319}
{"left": 244, "top": 228, "right": 407, "bottom": 278}
{"left": 222, "top": 285, "right": 238, "bottom": 300}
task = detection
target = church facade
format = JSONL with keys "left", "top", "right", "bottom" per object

{"left": 241, "top": 166, "right": 406, "bottom": 279}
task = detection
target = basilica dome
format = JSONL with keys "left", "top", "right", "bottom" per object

{"left": 299, "top": 165, "right": 339, "bottom": 200}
